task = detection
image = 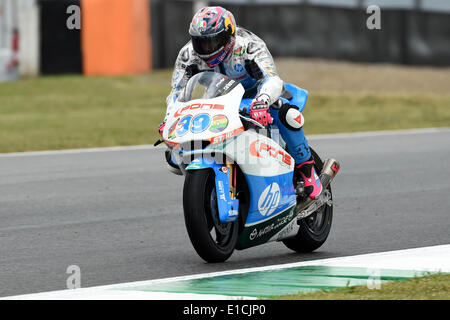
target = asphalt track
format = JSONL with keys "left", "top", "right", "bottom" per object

{"left": 0, "top": 128, "right": 449, "bottom": 297}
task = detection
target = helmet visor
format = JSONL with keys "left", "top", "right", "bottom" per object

{"left": 191, "top": 30, "right": 230, "bottom": 57}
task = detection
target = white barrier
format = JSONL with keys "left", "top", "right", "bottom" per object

{"left": 0, "top": 48, "right": 18, "bottom": 81}
{"left": 0, "top": 0, "right": 39, "bottom": 80}
{"left": 18, "top": 0, "right": 40, "bottom": 77}
{"left": 0, "top": 0, "right": 18, "bottom": 81}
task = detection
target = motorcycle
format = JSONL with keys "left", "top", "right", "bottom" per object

{"left": 159, "top": 72, "right": 340, "bottom": 263}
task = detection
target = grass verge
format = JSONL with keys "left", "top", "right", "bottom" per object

{"left": 273, "top": 273, "right": 450, "bottom": 300}
{"left": 0, "top": 66, "right": 449, "bottom": 153}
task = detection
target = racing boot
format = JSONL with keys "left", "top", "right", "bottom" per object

{"left": 296, "top": 156, "right": 322, "bottom": 200}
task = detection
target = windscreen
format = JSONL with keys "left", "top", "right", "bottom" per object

{"left": 178, "top": 72, "right": 239, "bottom": 102}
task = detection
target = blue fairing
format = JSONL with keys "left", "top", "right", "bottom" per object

{"left": 284, "top": 83, "right": 308, "bottom": 112}
{"left": 239, "top": 98, "right": 253, "bottom": 114}
{"left": 239, "top": 83, "right": 308, "bottom": 113}
{"left": 244, "top": 172, "right": 296, "bottom": 226}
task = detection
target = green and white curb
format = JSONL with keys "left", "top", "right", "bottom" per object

{"left": 3, "top": 244, "right": 450, "bottom": 300}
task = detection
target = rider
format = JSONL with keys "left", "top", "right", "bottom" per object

{"left": 160, "top": 6, "right": 322, "bottom": 200}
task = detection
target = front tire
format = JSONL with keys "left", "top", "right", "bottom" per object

{"left": 183, "top": 169, "right": 238, "bottom": 263}
{"left": 282, "top": 148, "right": 333, "bottom": 253}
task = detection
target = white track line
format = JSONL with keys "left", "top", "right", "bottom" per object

{"left": 2, "top": 244, "right": 449, "bottom": 300}
{"left": 0, "top": 127, "right": 448, "bottom": 158}
{"left": 307, "top": 126, "right": 450, "bottom": 140}
{"left": 0, "top": 144, "right": 157, "bottom": 158}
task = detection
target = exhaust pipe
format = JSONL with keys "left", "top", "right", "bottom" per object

{"left": 296, "top": 158, "right": 340, "bottom": 221}
{"left": 319, "top": 158, "right": 340, "bottom": 190}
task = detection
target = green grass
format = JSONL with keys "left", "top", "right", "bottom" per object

{"left": 0, "top": 72, "right": 171, "bottom": 152}
{"left": 0, "top": 69, "right": 449, "bottom": 153}
{"left": 273, "top": 273, "right": 450, "bottom": 300}
{"left": 304, "top": 93, "right": 450, "bottom": 134}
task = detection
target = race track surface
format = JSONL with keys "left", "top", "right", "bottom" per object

{"left": 1, "top": 128, "right": 449, "bottom": 297}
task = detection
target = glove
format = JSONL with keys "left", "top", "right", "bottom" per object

{"left": 250, "top": 100, "right": 273, "bottom": 126}
{"left": 158, "top": 121, "right": 166, "bottom": 137}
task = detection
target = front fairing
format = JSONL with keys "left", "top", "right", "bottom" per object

{"left": 162, "top": 84, "right": 245, "bottom": 149}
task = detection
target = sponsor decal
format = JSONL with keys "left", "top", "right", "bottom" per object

{"left": 251, "top": 224, "right": 273, "bottom": 240}
{"left": 217, "top": 180, "right": 226, "bottom": 201}
{"left": 221, "top": 79, "right": 236, "bottom": 92}
{"left": 215, "top": 77, "right": 226, "bottom": 88}
{"left": 168, "top": 118, "right": 179, "bottom": 139}
{"left": 190, "top": 114, "right": 211, "bottom": 134}
{"left": 233, "top": 63, "right": 244, "bottom": 73}
{"left": 263, "top": 67, "right": 277, "bottom": 76}
{"left": 249, "top": 140, "right": 292, "bottom": 166}
{"left": 260, "top": 58, "right": 274, "bottom": 66}
{"left": 209, "top": 115, "right": 229, "bottom": 133}
{"left": 249, "top": 228, "right": 258, "bottom": 241}
{"left": 174, "top": 103, "right": 224, "bottom": 117}
{"left": 257, "top": 57, "right": 277, "bottom": 76}
{"left": 228, "top": 209, "right": 238, "bottom": 218}
{"left": 211, "top": 127, "right": 244, "bottom": 144}
{"left": 176, "top": 115, "right": 192, "bottom": 137}
{"left": 331, "top": 162, "right": 340, "bottom": 175}
{"left": 294, "top": 114, "right": 303, "bottom": 126}
{"left": 258, "top": 182, "right": 280, "bottom": 216}
{"left": 249, "top": 209, "right": 295, "bottom": 241}
{"left": 233, "top": 46, "right": 245, "bottom": 56}
{"left": 219, "top": 166, "right": 229, "bottom": 174}
{"left": 276, "top": 218, "right": 297, "bottom": 241}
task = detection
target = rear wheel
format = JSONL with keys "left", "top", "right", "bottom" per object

{"left": 282, "top": 148, "right": 333, "bottom": 253}
{"left": 183, "top": 169, "right": 239, "bottom": 262}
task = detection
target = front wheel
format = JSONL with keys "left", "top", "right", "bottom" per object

{"left": 183, "top": 169, "right": 239, "bottom": 263}
{"left": 282, "top": 148, "right": 333, "bottom": 253}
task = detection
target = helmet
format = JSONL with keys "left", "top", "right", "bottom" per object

{"left": 189, "top": 6, "right": 236, "bottom": 67}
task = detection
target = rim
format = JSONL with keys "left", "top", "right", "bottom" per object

{"left": 304, "top": 199, "right": 329, "bottom": 235}
{"left": 206, "top": 187, "right": 233, "bottom": 247}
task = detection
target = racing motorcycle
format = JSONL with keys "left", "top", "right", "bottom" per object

{"left": 158, "top": 72, "right": 340, "bottom": 263}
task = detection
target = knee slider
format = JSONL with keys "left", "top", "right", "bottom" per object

{"left": 279, "top": 104, "right": 304, "bottom": 131}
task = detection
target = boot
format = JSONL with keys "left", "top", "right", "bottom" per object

{"left": 296, "top": 156, "right": 323, "bottom": 200}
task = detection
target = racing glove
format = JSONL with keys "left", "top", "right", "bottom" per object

{"left": 249, "top": 100, "right": 273, "bottom": 127}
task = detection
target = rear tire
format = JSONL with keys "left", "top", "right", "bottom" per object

{"left": 183, "top": 169, "right": 238, "bottom": 263}
{"left": 282, "top": 148, "right": 333, "bottom": 253}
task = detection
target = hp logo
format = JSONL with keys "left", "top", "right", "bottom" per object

{"left": 258, "top": 183, "right": 280, "bottom": 216}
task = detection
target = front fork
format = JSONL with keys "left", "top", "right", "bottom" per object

{"left": 214, "top": 163, "right": 239, "bottom": 223}
{"left": 227, "top": 163, "right": 237, "bottom": 201}
{"left": 186, "top": 158, "right": 239, "bottom": 224}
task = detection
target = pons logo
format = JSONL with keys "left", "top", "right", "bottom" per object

{"left": 258, "top": 183, "right": 280, "bottom": 216}
{"left": 174, "top": 103, "right": 224, "bottom": 117}
{"left": 249, "top": 140, "right": 292, "bottom": 166}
